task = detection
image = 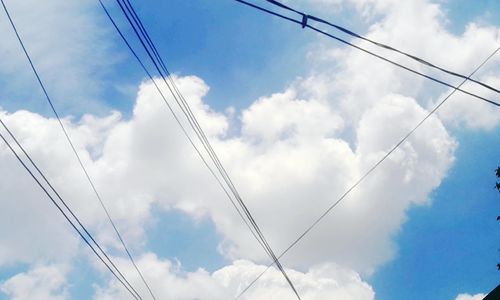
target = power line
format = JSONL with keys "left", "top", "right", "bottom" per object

{"left": 94, "top": 8, "right": 290, "bottom": 297}
{"left": 0, "top": 118, "right": 141, "bottom": 300}
{"left": 109, "top": 0, "right": 301, "bottom": 297}
{"left": 96, "top": 0, "right": 259, "bottom": 251}
{"left": 263, "top": 0, "right": 500, "bottom": 96}
{"left": 0, "top": 0, "right": 155, "bottom": 298}
{"left": 116, "top": 0, "right": 301, "bottom": 297}
{"left": 234, "top": 42, "right": 500, "bottom": 299}
{"left": 233, "top": 0, "right": 500, "bottom": 108}
{"left": 98, "top": 0, "right": 301, "bottom": 298}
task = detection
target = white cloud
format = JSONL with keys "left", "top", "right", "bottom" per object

{"left": 0, "top": 112, "right": 80, "bottom": 265}
{"left": 0, "top": 74, "right": 455, "bottom": 275}
{"left": 0, "top": 264, "right": 69, "bottom": 300}
{"left": 219, "top": 89, "right": 454, "bottom": 272}
{"left": 305, "top": 0, "right": 500, "bottom": 130}
{"left": 455, "top": 293, "right": 486, "bottom": 300}
{"left": 436, "top": 75, "right": 500, "bottom": 130}
{"left": 94, "top": 253, "right": 374, "bottom": 300}
{"left": 0, "top": 0, "right": 494, "bottom": 272}
{"left": 0, "top": 0, "right": 498, "bottom": 298}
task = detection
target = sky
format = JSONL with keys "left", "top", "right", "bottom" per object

{"left": 0, "top": 0, "right": 499, "bottom": 299}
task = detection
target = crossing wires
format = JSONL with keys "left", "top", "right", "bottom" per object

{"left": 263, "top": 0, "right": 500, "bottom": 95}
{"left": 230, "top": 0, "right": 500, "bottom": 297}
{"left": 232, "top": 33, "right": 500, "bottom": 300}
{"left": 233, "top": 0, "right": 500, "bottom": 107}
{"left": 0, "top": 0, "right": 154, "bottom": 298}
{"left": 98, "top": 0, "right": 302, "bottom": 298}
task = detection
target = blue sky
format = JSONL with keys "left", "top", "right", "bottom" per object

{"left": 372, "top": 127, "right": 500, "bottom": 299}
{"left": 0, "top": 0, "right": 499, "bottom": 299}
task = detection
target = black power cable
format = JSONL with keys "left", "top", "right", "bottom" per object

{"left": 98, "top": 0, "right": 276, "bottom": 281}
{"left": 96, "top": 0, "right": 260, "bottom": 252}
{"left": 233, "top": 0, "right": 500, "bottom": 108}
{"left": 0, "top": 0, "right": 155, "bottom": 298}
{"left": 115, "top": 0, "right": 301, "bottom": 298}
{"left": 98, "top": 0, "right": 301, "bottom": 298}
{"left": 263, "top": 0, "right": 500, "bottom": 96}
{"left": 233, "top": 38, "right": 500, "bottom": 298}
{"left": 0, "top": 117, "right": 141, "bottom": 300}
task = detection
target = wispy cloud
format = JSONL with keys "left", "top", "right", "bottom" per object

{"left": 0, "top": 0, "right": 119, "bottom": 115}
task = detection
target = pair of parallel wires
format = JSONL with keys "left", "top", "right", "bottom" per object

{"left": 231, "top": 0, "right": 500, "bottom": 298}
{"left": 235, "top": 0, "right": 500, "bottom": 107}
{"left": 0, "top": 121, "right": 142, "bottom": 300}
{"left": 0, "top": 0, "right": 153, "bottom": 299}
{"left": 98, "top": 0, "right": 302, "bottom": 298}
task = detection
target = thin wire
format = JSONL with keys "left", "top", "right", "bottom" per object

{"left": 102, "top": 3, "right": 296, "bottom": 298}
{"left": 0, "top": 0, "right": 153, "bottom": 298}
{"left": 122, "top": 0, "right": 263, "bottom": 250}
{"left": 263, "top": 0, "right": 500, "bottom": 96}
{"left": 0, "top": 119, "right": 140, "bottom": 300}
{"left": 118, "top": 0, "right": 269, "bottom": 258}
{"left": 97, "top": 1, "right": 300, "bottom": 299}
{"left": 115, "top": 0, "right": 301, "bottom": 298}
{"left": 233, "top": 0, "right": 500, "bottom": 108}
{"left": 110, "top": 0, "right": 300, "bottom": 299}
{"left": 97, "top": 0, "right": 264, "bottom": 255}
{"left": 234, "top": 44, "right": 500, "bottom": 299}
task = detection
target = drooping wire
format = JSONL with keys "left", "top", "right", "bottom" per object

{"left": 0, "top": 117, "right": 141, "bottom": 300}
{"left": 0, "top": 0, "right": 155, "bottom": 298}
{"left": 234, "top": 41, "right": 500, "bottom": 299}
{"left": 233, "top": 0, "right": 500, "bottom": 108}
{"left": 99, "top": 0, "right": 301, "bottom": 298}
{"left": 263, "top": 0, "right": 500, "bottom": 96}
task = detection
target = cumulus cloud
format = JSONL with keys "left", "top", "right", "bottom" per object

{"left": 0, "top": 0, "right": 498, "bottom": 298}
{"left": 0, "top": 264, "right": 69, "bottom": 300}
{"left": 305, "top": 0, "right": 500, "bottom": 130}
{"left": 94, "top": 253, "right": 374, "bottom": 300}
{"left": 0, "top": 113, "right": 80, "bottom": 265}
{"left": 0, "top": 0, "right": 494, "bottom": 272}
{"left": 0, "top": 74, "right": 455, "bottom": 275}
